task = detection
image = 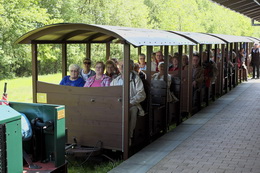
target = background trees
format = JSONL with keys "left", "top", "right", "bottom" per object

{"left": 0, "top": 0, "right": 259, "bottom": 79}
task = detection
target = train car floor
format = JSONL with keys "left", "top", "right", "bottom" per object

{"left": 109, "top": 78, "right": 260, "bottom": 173}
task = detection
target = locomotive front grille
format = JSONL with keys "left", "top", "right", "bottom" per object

{"left": 0, "top": 124, "right": 7, "bottom": 173}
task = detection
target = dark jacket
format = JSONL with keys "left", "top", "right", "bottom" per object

{"left": 251, "top": 48, "right": 260, "bottom": 65}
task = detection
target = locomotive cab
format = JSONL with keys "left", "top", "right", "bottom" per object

{"left": 9, "top": 102, "right": 67, "bottom": 173}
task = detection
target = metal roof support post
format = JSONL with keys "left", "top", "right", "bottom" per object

{"left": 123, "top": 43, "right": 130, "bottom": 160}
{"left": 207, "top": 45, "right": 211, "bottom": 61}
{"left": 184, "top": 45, "right": 188, "bottom": 54}
{"left": 246, "top": 43, "right": 249, "bottom": 78}
{"left": 146, "top": 46, "right": 152, "bottom": 138}
{"left": 178, "top": 45, "right": 183, "bottom": 83}
{"left": 188, "top": 46, "right": 193, "bottom": 114}
{"left": 146, "top": 46, "right": 152, "bottom": 85}
{"left": 226, "top": 43, "right": 230, "bottom": 92}
{"left": 199, "top": 44, "right": 204, "bottom": 110}
{"left": 195, "top": 45, "right": 198, "bottom": 51}
{"left": 212, "top": 44, "right": 218, "bottom": 100}
{"left": 86, "top": 43, "right": 91, "bottom": 59}
{"left": 214, "top": 44, "right": 218, "bottom": 62}
{"left": 178, "top": 45, "right": 183, "bottom": 124}
{"left": 170, "top": 46, "right": 174, "bottom": 55}
{"left": 164, "top": 46, "right": 169, "bottom": 82}
{"left": 160, "top": 46, "right": 163, "bottom": 52}
{"left": 164, "top": 46, "right": 169, "bottom": 133}
{"left": 199, "top": 44, "right": 203, "bottom": 66}
{"left": 62, "top": 43, "right": 67, "bottom": 78}
{"left": 229, "top": 43, "right": 233, "bottom": 90}
{"left": 32, "top": 44, "right": 38, "bottom": 103}
{"left": 106, "top": 43, "right": 110, "bottom": 61}
{"left": 206, "top": 44, "right": 211, "bottom": 106}
{"left": 234, "top": 42, "right": 239, "bottom": 86}
{"left": 221, "top": 44, "right": 225, "bottom": 95}
{"left": 138, "top": 47, "right": 142, "bottom": 56}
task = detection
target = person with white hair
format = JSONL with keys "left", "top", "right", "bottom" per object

{"left": 251, "top": 42, "right": 260, "bottom": 79}
{"left": 152, "top": 62, "right": 171, "bottom": 87}
{"left": 152, "top": 62, "right": 178, "bottom": 103}
{"left": 59, "top": 64, "right": 85, "bottom": 87}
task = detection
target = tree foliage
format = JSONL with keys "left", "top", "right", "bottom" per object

{"left": 0, "top": 0, "right": 259, "bottom": 79}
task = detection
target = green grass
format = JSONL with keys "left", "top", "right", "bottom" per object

{"left": 67, "top": 159, "right": 122, "bottom": 173}
{"left": 0, "top": 74, "right": 122, "bottom": 172}
{"left": 0, "top": 73, "right": 62, "bottom": 103}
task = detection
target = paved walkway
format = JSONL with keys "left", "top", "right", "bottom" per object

{"left": 109, "top": 79, "right": 260, "bottom": 173}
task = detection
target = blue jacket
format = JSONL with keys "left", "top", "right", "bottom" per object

{"left": 59, "top": 76, "right": 85, "bottom": 87}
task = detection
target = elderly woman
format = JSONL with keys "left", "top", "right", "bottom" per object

{"left": 169, "top": 56, "right": 179, "bottom": 71}
{"left": 84, "top": 61, "right": 111, "bottom": 87}
{"left": 59, "top": 64, "right": 85, "bottom": 87}
{"left": 105, "top": 60, "right": 118, "bottom": 80}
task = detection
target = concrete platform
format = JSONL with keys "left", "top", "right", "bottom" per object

{"left": 109, "top": 79, "right": 260, "bottom": 173}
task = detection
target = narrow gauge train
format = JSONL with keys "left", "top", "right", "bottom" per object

{"left": 14, "top": 23, "right": 259, "bottom": 164}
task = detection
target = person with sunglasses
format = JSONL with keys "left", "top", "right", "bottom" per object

{"left": 80, "top": 58, "right": 96, "bottom": 81}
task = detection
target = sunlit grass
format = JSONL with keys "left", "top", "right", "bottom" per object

{"left": 0, "top": 73, "right": 61, "bottom": 103}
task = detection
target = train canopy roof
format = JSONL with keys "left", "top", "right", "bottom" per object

{"left": 245, "top": 36, "right": 260, "bottom": 43}
{"left": 211, "top": 0, "right": 260, "bottom": 22}
{"left": 206, "top": 33, "right": 253, "bottom": 43}
{"left": 169, "top": 31, "right": 226, "bottom": 44}
{"left": 15, "top": 23, "right": 196, "bottom": 46}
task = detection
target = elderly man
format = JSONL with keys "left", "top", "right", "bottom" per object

{"left": 59, "top": 64, "right": 85, "bottom": 87}
{"left": 110, "top": 60, "right": 146, "bottom": 146}
{"left": 251, "top": 42, "right": 260, "bottom": 79}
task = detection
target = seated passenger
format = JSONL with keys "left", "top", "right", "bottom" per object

{"left": 110, "top": 57, "right": 120, "bottom": 75}
{"left": 155, "top": 51, "right": 164, "bottom": 71}
{"left": 151, "top": 52, "right": 157, "bottom": 71}
{"left": 105, "top": 60, "right": 118, "bottom": 80}
{"left": 84, "top": 61, "right": 111, "bottom": 87}
{"left": 238, "top": 48, "right": 248, "bottom": 81}
{"left": 192, "top": 52, "right": 204, "bottom": 106}
{"left": 138, "top": 53, "right": 147, "bottom": 70}
{"left": 182, "top": 54, "right": 189, "bottom": 70}
{"left": 209, "top": 50, "right": 218, "bottom": 84}
{"left": 152, "top": 62, "right": 171, "bottom": 87}
{"left": 110, "top": 60, "right": 146, "bottom": 146}
{"left": 152, "top": 62, "right": 178, "bottom": 102}
{"left": 169, "top": 56, "right": 179, "bottom": 71}
{"left": 216, "top": 48, "right": 222, "bottom": 62}
{"left": 59, "top": 64, "right": 85, "bottom": 87}
{"left": 80, "top": 58, "right": 96, "bottom": 81}
{"left": 134, "top": 63, "right": 146, "bottom": 80}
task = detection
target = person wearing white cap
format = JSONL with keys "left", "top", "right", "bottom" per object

{"left": 251, "top": 42, "right": 260, "bottom": 79}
